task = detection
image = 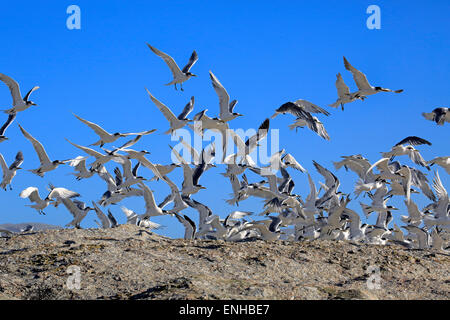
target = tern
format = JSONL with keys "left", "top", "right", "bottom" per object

{"left": 288, "top": 115, "right": 330, "bottom": 141}
{"left": 209, "top": 71, "right": 242, "bottom": 122}
{"left": 0, "top": 113, "right": 16, "bottom": 143}
{"left": 381, "top": 136, "right": 431, "bottom": 169}
{"left": 138, "top": 182, "right": 169, "bottom": 219}
{"left": 92, "top": 202, "right": 115, "bottom": 228}
{"left": 19, "top": 125, "right": 68, "bottom": 177}
{"left": 401, "top": 225, "right": 430, "bottom": 249}
{"left": 343, "top": 56, "right": 403, "bottom": 97}
{"left": 174, "top": 213, "right": 196, "bottom": 240}
{"left": 67, "top": 156, "right": 95, "bottom": 180}
{"left": 147, "top": 44, "right": 198, "bottom": 91}
{"left": 146, "top": 89, "right": 193, "bottom": 134}
{"left": 62, "top": 199, "right": 94, "bottom": 229}
{"left": 329, "top": 73, "right": 363, "bottom": 110}
{"left": 0, "top": 151, "right": 23, "bottom": 190}
{"left": 73, "top": 113, "right": 156, "bottom": 147}
{"left": 19, "top": 187, "right": 54, "bottom": 215}
{"left": 65, "top": 138, "right": 115, "bottom": 170}
{"left": 46, "top": 183, "right": 81, "bottom": 207}
{"left": 422, "top": 107, "right": 449, "bottom": 125}
{"left": 271, "top": 99, "right": 329, "bottom": 119}
{"left": 427, "top": 156, "right": 450, "bottom": 175}
{"left": 0, "top": 73, "right": 39, "bottom": 114}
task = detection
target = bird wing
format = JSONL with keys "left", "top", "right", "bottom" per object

{"left": 120, "top": 129, "right": 157, "bottom": 137}
{"left": 178, "top": 96, "right": 194, "bottom": 120}
{"left": 0, "top": 154, "right": 8, "bottom": 177}
{"left": 65, "top": 138, "right": 104, "bottom": 158}
{"left": 47, "top": 187, "right": 80, "bottom": 200}
{"left": 145, "top": 89, "right": 178, "bottom": 125}
{"left": 245, "top": 118, "right": 270, "bottom": 153}
{"left": 335, "top": 73, "right": 350, "bottom": 97}
{"left": 282, "top": 153, "right": 306, "bottom": 172}
{"left": 179, "top": 137, "right": 200, "bottom": 164}
{"left": 343, "top": 57, "right": 372, "bottom": 91}
{"left": 432, "top": 171, "right": 448, "bottom": 200}
{"left": 294, "top": 99, "right": 330, "bottom": 116}
{"left": 394, "top": 136, "right": 432, "bottom": 147}
{"left": 19, "top": 125, "right": 52, "bottom": 165}
{"left": 92, "top": 202, "right": 110, "bottom": 228}
{"left": 23, "top": 86, "right": 40, "bottom": 101}
{"left": 0, "top": 73, "right": 22, "bottom": 105}
{"left": 182, "top": 50, "right": 199, "bottom": 74}
{"left": 20, "top": 187, "right": 42, "bottom": 203}
{"left": 73, "top": 113, "right": 111, "bottom": 138}
{"left": 147, "top": 44, "right": 183, "bottom": 79}
{"left": 209, "top": 71, "right": 230, "bottom": 119}
{"left": 0, "top": 113, "right": 16, "bottom": 136}
{"left": 313, "top": 160, "right": 338, "bottom": 189}
{"left": 9, "top": 151, "right": 24, "bottom": 170}
{"left": 140, "top": 183, "right": 158, "bottom": 212}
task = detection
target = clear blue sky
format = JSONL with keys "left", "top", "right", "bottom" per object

{"left": 0, "top": 1, "right": 448, "bottom": 238}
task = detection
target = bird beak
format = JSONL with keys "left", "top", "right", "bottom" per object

{"left": 32, "top": 103, "right": 38, "bottom": 106}
{"left": 270, "top": 113, "right": 278, "bottom": 119}
{"left": 191, "top": 74, "right": 197, "bottom": 77}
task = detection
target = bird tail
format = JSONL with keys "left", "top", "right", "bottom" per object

{"left": 328, "top": 101, "right": 340, "bottom": 108}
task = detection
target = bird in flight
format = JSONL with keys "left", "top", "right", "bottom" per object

{"left": 0, "top": 73, "right": 39, "bottom": 114}
{"left": 147, "top": 44, "right": 198, "bottom": 91}
{"left": 343, "top": 56, "right": 403, "bottom": 98}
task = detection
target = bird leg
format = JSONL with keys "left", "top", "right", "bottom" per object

{"left": 174, "top": 84, "right": 178, "bottom": 91}
{"left": 180, "top": 83, "right": 184, "bottom": 92}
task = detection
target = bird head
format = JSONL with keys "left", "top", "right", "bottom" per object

{"left": 53, "top": 160, "right": 66, "bottom": 165}
{"left": 186, "top": 72, "right": 197, "bottom": 77}
{"left": 27, "top": 101, "right": 38, "bottom": 106}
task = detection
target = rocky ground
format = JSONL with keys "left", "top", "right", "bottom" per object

{"left": 0, "top": 224, "right": 448, "bottom": 300}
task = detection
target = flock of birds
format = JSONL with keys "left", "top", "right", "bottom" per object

{"left": 0, "top": 44, "right": 449, "bottom": 252}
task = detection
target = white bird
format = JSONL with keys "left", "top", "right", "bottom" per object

{"left": 428, "top": 156, "right": 450, "bottom": 175}
{"left": 62, "top": 199, "right": 94, "bottom": 229}
{"left": 342, "top": 208, "right": 368, "bottom": 241}
{"left": 401, "top": 225, "right": 430, "bottom": 249}
{"left": 430, "top": 228, "right": 447, "bottom": 252}
{"left": 0, "top": 73, "right": 39, "bottom": 114}
{"left": 0, "top": 113, "right": 16, "bottom": 143}
{"left": 272, "top": 99, "right": 330, "bottom": 119}
{"left": 92, "top": 201, "right": 114, "bottom": 228}
{"left": 288, "top": 115, "right": 330, "bottom": 141}
{"left": 19, "top": 125, "right": 68, "bottom": 177}
{"left": 209, "top": 71, "right": 242, "bottom": 122}
{"left": 67, "top": 156, "right": 95, "bottom": 180}
{"left": 19, "top": 187, "right": 53, "bottom": 215}
{"left": 381, "top": 136, "right": 431, "bottom": 169}
{"left": 401, "top": 199, "right": 425, "bottom": 226}
{"left": 65, "top": 138, "right": 116, "bottom": 170}
{"left": 329, "top": 73, "right": 363, "bottom": 110}
{"left": 146, "top": 89, "right": 193, "bottom": 134}
{"left": 0, "top": 151, "right": 23, "bottom": 190}
{"left": 138, "top": 182, "right": 168, "bottom": 219}
{"left": 73, "top": 113, "right": 156, "bottom": 147}
{"left": 422, "top": 107, "right": 450, "bottom": 126}
{"left": 147, "top": 44, "right": 198, "bottom": 91}
{"left": 174, "top": 213, "right": 196, "bottom": 240}
{"left": 343, "top": 56, "right": 403, "bottom": 98}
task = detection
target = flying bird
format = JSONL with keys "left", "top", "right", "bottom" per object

{"left": 343, "top": 56, "right": 403, "bottom": 97}
{"left": 422, "top": 107, "right": 449, "bottom": 125}
{"left": 147, "top": 43, "right": 198, "bottom": 91}
{"left": 0, "top": 73, "right": 39, "bottom": 114}
{"left": 329, "top": 73, "right": 364, "bottom": 110}
{"left": 209, "top": 71, "right": 242, "bottom": 122}
{"left": 272, "top": 99, "right": 329, "bottom": 119}
{"left": 19, "top": 125, "right": 68, "bottom": 177}
{"left": 0, "top": 113, "right": 16, "bottom": 143}
{"left": 73, "top": 113, "right": 156, "bottom": 147}
{"left": 0, "top": 151, "right": 23, "bottom": 190}
{"left": 146, "top": 89, "right": 192, "bottom": 134}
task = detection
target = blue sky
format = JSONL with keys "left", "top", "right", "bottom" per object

{"left": 0, "top": 1, "right": 448, "bottom": 238}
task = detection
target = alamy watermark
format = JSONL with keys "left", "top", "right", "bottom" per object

{"left": 66, "top": 5, "right": 81, "bottom": 30}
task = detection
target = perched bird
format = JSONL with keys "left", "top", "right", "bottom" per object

{"left": 329, "top": 73, "right": 363, "bottom": 110}
{"left": 19, "top": 125, "right": 68, "bottom": 177}
{"left": 0, "top": 151, "right": 23, "bottom": 190}
{"left": 209, "top": 71, "right": 242, "bottom": 122}
{"left": 0, "top": 113, "right": 16, "bottom": 143}
{"left": 147, "top": 44, "right": 198, "bottom": 91}
{"left": 0, "top": 73, "right": 39, "bottom": 114}
{"left": 73, "top": 113, "right": 156, "bottom": 147}
{"left": 343, "top": 57, "right": 403, "bottom": 98}
{"left": 422, "top": 107, "right": 449, "bottom": 126}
